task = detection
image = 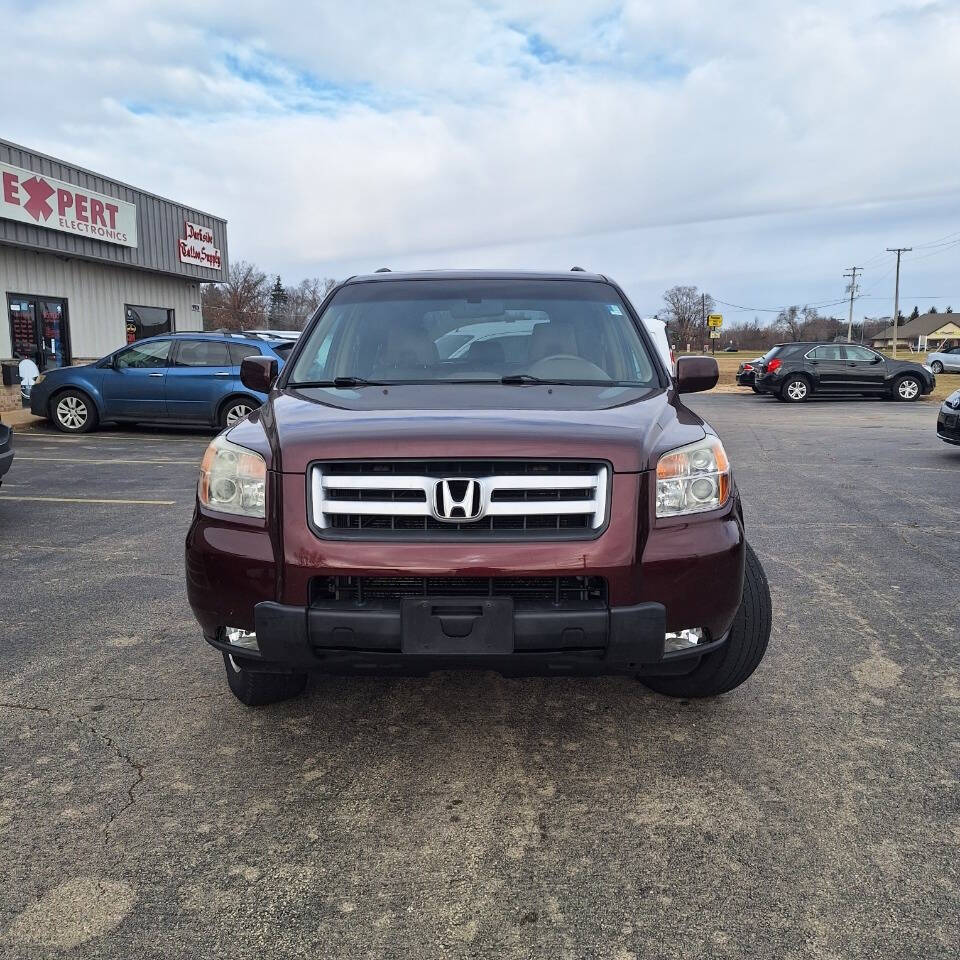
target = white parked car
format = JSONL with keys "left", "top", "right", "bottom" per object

{"left": 926, "top": 345, "right": 960, "bottom": 374}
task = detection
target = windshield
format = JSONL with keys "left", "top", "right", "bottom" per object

{"left": 288, "top": 279, "right": 659, "bottom": 386}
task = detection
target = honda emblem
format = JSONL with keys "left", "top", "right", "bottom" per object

{"left": 434, "top": 478, "right": 483, "bottom": 522}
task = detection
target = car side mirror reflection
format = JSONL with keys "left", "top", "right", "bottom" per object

{"left": 240, "top": 355, "right": 278, "bottom": 394}
{"left": 675, "top": 355, "right": 719, "bottom": 394}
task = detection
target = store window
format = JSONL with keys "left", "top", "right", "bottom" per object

{"left": 125, "top": 304, "right": 174, "bottom": 343}
{"left": 7, "top": 294, "right": 71, "bottom": 372}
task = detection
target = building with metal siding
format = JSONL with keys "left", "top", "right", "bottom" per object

{"left": 0, "top": 138, "right": 228, "bottom": 411}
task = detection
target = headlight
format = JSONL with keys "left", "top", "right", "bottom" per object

{"left": 656, "top": 436, "right": 731, "bottom": 518}
{"left": 198, "top": 435, "right": 266, "bottom": 518}
{"left": 946, "top": 390, "right": 960, "bottom": 410}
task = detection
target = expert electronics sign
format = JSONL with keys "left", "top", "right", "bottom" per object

{"left": 0, "top": 161, "right": 137, "bottom": 247}
{"left": 178, "top": 221, "right": 222, "bottom": 270}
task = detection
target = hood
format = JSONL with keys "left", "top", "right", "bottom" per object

{"left": 229, "top": 383, "right": 708, "bottom": 474}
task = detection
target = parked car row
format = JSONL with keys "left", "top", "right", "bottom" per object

{"left": 29, "top": 332, "right": 292, "bottom": 434}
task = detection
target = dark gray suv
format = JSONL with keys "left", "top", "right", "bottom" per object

{"left": 754, "top": 342, "right": 936, "bottom": 402}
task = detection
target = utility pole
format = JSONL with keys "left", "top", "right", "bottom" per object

{"left": 886, "top": 247, "right": 912, "bottom": 358}
{"left": 702, "top": 293, "right": 710, "bottom": 354}
{"left": 843, "top": 266, "right": 861, "bottom": 342}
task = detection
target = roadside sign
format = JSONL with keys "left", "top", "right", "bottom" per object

{"left": 707, "top": 314, "right": 723, "bottom": 328}
{"left": 709, "top": 329, "right": 721, "bottom": 339}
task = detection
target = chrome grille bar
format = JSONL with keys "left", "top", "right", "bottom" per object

{"left": 310, "top": 462, "right": 609, "bottom": 532}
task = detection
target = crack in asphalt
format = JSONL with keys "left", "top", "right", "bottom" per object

{"left": 0, "top": 701, "right": 145, "bottom": 834}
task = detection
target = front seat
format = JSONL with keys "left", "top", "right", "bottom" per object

{"left": 529, "top": 322, "right": 577, "bottom": 361}
{"left": 463, "top": 339, "right": 505, "bottom": 367}
{"left": 380, "top": 326, "right": 439, "bottom": 370}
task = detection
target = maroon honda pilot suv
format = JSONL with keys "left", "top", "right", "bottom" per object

{"left": 186, "top": 271, "right": 771, "bottom": 705}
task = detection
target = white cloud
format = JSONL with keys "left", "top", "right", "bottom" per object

{"left": 2, "top": 0, "right": 960, "bottom": 319}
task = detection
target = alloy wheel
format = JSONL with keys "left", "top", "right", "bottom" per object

{"left": 898, "top": 378, "right": 919, "bottom": 400}
{"left": 56, "top": 395, "right": 88, "bottom": 429}
{"left": 931, "top": 361, "right": 943, "bottom": 374}
{"left": 786, "top": 380, "right": 807, "bottom": 401}
{"left": 225, "top": 403, "right": 253, "bottom": 426}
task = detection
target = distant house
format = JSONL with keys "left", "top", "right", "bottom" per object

{"left": 870, "top": 312, "right": 960, "bottom": 351}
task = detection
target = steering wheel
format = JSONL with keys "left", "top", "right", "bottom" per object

{"left": 528, "top": 354, "right": 611, "bottom": 380}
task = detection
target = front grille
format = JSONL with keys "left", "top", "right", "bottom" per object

{"left": 314, "top": 575, "right": 608, "bottom": 604}
{"left": 310, "top": 460, "right": 609, "bottom": 539}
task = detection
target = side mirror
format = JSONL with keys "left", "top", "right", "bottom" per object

{"left": 240, "top": 355, "right": 278, "bottom": 394}
{"left": 872, "top": 355, "right": 883, "bottom": 364}
{"left": 675, "top": 355, "right": 719, "bottom": 394}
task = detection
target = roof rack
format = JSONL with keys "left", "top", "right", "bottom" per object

{"left": 374, "top": 267, "right": 391, "bottom": 273}
{"left": 213, "top": 328, "right": 259, "bottom": 339}
{"left": 570, "top": 266, "right": 586, "bottom": 272}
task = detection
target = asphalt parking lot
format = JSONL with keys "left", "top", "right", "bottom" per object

{"left": 1, "top": 393, "right": 958, "bottom": 959}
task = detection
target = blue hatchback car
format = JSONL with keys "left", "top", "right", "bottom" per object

{"left": 29, "top": 332, "right": 292, "bottom": 433}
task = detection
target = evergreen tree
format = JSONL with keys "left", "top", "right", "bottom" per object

{"left": 908, "top": 306, "right": 920, "bottom": 320}
{"left": 929, "top": 305, "right": 938, "bottom": 314}
{"left": 268, "top": 275, "right": 288, "bottom": 325}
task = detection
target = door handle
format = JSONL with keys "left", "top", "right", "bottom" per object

{"left": 148, "top": 372, "right": 164, "bottom": 377}
{"left": 214, "top": 371, "right": 230, "bottom": 377}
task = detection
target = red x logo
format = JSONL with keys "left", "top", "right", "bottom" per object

{"left": 21, "top": 176, "right": 55, "bottom": 221}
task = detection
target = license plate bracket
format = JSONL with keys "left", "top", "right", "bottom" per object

{"left": 401, "top": 597, "right": 514, "bottom": 655}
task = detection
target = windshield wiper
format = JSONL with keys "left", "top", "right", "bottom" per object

{"left": 499, "top": 374, "right": 649, "bottom": 386}
{"left": 499, "top": 373, "right": 550, "bottom": 384}
{"left": 288, "top": 376, "right": 383, "bottom": 388}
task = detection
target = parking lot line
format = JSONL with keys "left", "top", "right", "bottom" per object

{"left": 16, "top": 456, "right": 199, "bottom": 465}
{"left": 0, "top": 495, "right": 176, "bottom": 505}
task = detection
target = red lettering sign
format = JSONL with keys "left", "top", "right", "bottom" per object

{"left": 2, "top": 171, "right": 18, "bottom": 205}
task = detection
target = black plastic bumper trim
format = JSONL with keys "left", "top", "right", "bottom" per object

{"left": 203, "top": 598, "right": 684, "bottom": 676}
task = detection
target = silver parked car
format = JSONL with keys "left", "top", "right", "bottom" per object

{"left": 926, "top": 344, "right": 960, "bottom": 374}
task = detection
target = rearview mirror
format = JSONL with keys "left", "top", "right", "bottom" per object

{"left": 675, "top": 355, "right": 719, "bottom": 394}
{"left": 240, "top": 355, "right": 278, "bottom": 394}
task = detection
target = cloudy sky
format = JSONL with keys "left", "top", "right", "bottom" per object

{"left": 3, "top": 0, "right": 960, "bottom": 323}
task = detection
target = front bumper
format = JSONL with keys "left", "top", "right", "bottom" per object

{"left": 938, "top": 408, "right": 960, "bottom": 444}
{"left": 186, "top": 472, "right": 746, "bottom": 678}
{"left": 205, "top": 599, "right": 729, "bottom": 677}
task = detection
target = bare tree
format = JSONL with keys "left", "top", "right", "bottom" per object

{"left": 775, "top": 305, "right": 804, "bottom": 341}
{"left": 202, "top": 260, "right": 270, "bottom": 330}
{"left": 283, "top": 277, "right": 337, "bottom": 329}
{"left": 661, "top": 285, "right": 715, "bottom": 346}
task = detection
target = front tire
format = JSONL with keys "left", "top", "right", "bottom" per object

{"left": 751, "top": 384, "right": 761, "bottom": 393}
{"left": 930, "top": 360, "right": 944, "bottom": 374}
{"left": 642, "top": 542, "right": 772, "bottom": 698}
{"left": 893, "top": 375, "right": 922, "bottom": 402}
{"left": 780, "top": 376, "right": 810, "bottom": 402}
{"left": 51, "top": 389, "right": 99, "bottom": 433}
{"left": 223, "top": 653, "right": 308, "bottom": 706}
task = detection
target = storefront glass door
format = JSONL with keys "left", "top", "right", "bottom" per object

{"left": 7, "top": 294, "right": 70, "bottom": 370}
